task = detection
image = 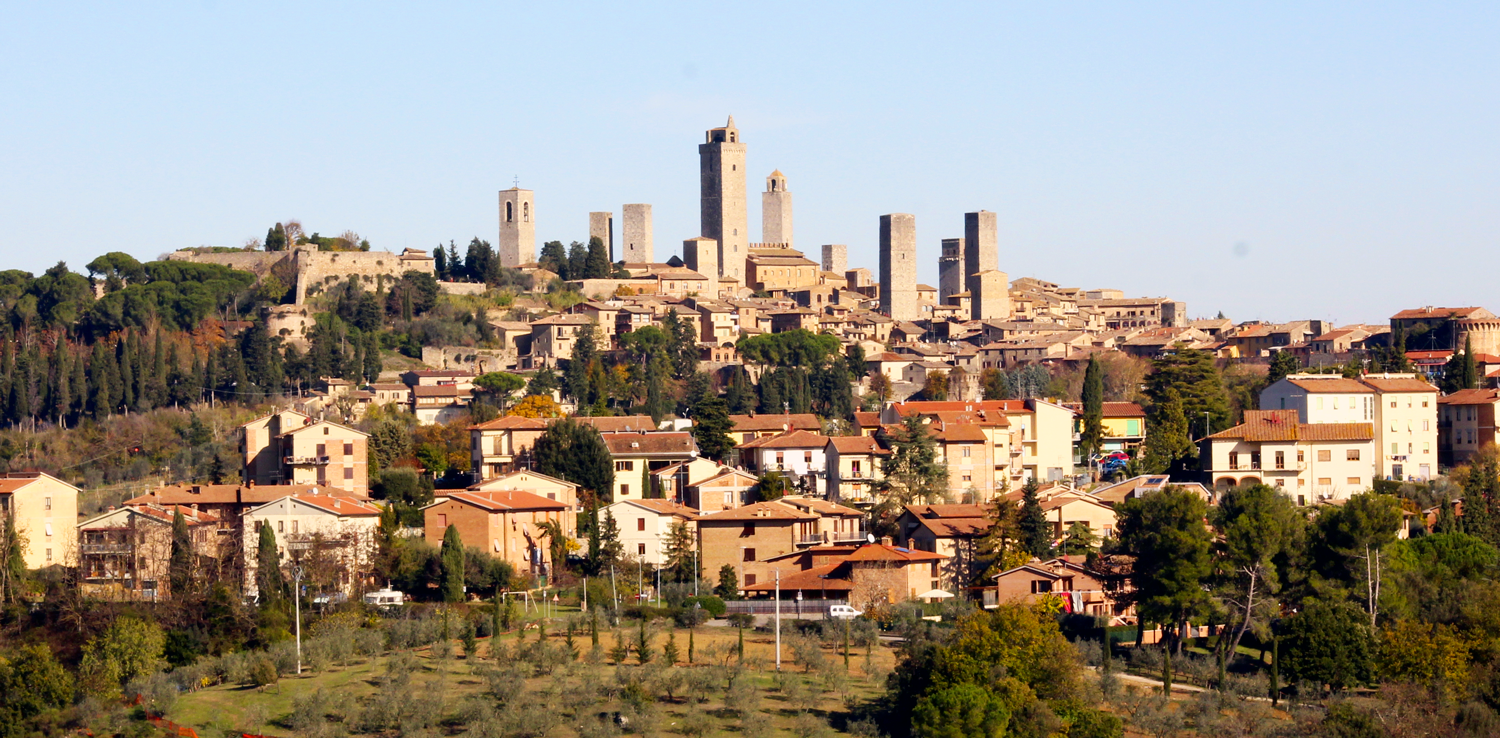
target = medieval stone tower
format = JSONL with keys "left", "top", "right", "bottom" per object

{"left": 964, "top": 211, "right": 1010, "bottom": 320}
{"left": 699, "top": 117, "right": 747, "bottom": 284}
{"left": 622, "top": 204, "right": 653, "bottom": 263}
{"left": 589, "top": 211, "right": 614, "bottom": 261}
{"left": 939, "top": 237, "right": 964, "bottom": 305}
{"left": 822, "top": 244, "right": 847, "bottom": 274}
{"left": 683, "top": 237, "right": 718, "bottom": 282}
{"left": 880, "top": 214, "right": 918, "bottom": 321}
{"left": 498, "top": 187, "right": 536, "bottom": 268}
{"left": 762, "top": 170, "right": 793, "bottom": 247}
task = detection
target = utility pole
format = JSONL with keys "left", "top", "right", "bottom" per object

{"left": 292, "top": 565, "right": 304, "bottom": 675}
{"left": 774, "top": 568, "right": 782, "bottom": 671}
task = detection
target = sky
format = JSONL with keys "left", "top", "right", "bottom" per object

{"left": 2, "top": 2, "right": 1497, "bottom": 324}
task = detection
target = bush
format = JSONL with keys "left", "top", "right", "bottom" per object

{"left": 623, "top": 605, "right": 673, "bottom": 622}
{"left": 249, "top": 658, "right": 278, "bottom": 688}
{"left": 681, "top": 596, "right": 726, "bottom": 618}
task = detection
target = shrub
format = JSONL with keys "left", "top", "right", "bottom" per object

{"left": 249, "top": 658, "right": 278, "bottom": 688}
{"left": 681, "top": 596, "right": 726, "bottom": 618}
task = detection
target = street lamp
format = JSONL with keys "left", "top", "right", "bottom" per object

{"left": 292, "top": 565, "right": 304, "bottom": 675}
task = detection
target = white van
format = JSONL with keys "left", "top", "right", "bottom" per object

{"left": 828, "top": 604, "right": 863, "bottom": 620}
{"left": 363, "top": 587, "right": 406, "bottom": 608}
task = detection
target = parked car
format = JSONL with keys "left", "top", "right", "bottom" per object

{"left": 828, "top": 604, "right": 864, "bottom": 620}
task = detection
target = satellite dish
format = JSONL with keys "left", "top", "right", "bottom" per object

{"left": 866, "top": 533, "right": 876, "bottom": 544}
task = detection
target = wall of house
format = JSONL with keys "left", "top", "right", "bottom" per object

{"left": 1373, "top": 390, "right": 1439, "bottom": 480}
{"left": 4, "top": 477, "right": 78, "bottom": 569}
{"left": 698, "top": 520, "right": 796, "bottom": 591}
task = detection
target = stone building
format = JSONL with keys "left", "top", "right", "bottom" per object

{"left": 683, "top": 237, "right": 718, "bottom": 286}
{"left": 879, "top": 213, "right": 917, "bottom": 321}
{"left": 589, "top": 211, "right": 614, "bottom": 261}
{"left": 423, "top": 490, "right": 570, "bottom": 577}
{"left": 821, "top": 244, "right": 847, "bottom": 275}
{"left": 762, "top": 170, "right": 792, "bottom": 248}
{"left": 938, "top": 237, "right": 964, "bottom": 306}
{"left": 622, "top": 203, "right": 653, "bottom": 263}
{"left": 964, "top": 211, "right": 1011, "bottom": 320}
{"left": 498, "top": 187, "right": 536, "bottom": 268}
{"left": 699, "top": 117, "right": 747, "bottom": 284}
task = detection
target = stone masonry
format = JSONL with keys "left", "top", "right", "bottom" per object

{"left": 880, "top": 213, "right": 918, "bottom": 321}
{"left": 699, "top": 117, "right": 747, "bottom": 284}
{"left": 939, "top": 237, "right": 964, "bottom": 306}
{"left": 589, "top": 211, "right": 614, "bottom": 262}
{"left": 762, "top": 170, "right": 792, "bottom": 248}
{"left": 622, "top": 204, "right": 653, "bottom": 263}
{"left": 498, "top": 187, "right": 536, "bottom": 268}
{"left": 821, "top": 244, "right": 847, "bottom": 275}
{"left": 965, "top": 211, "right": 1009, "bottom": 320}
{"left": 683, "top": 237, "right": 718, "bottom": 284}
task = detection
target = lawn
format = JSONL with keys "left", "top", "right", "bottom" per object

{"left": 170, "top": 621, "right": 898, "bottom": 737}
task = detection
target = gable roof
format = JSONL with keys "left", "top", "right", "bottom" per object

{"left": 1208, "top": 410, "right": 1373, "bottom": 443}
{"left": 1284, "top": 377, "right": 1372, "bottom": 394}
{"left": 575, "top": 415, "right": 657, "bottom": 432}
{"left": 615, "top": 498, "right": 699, "bottom": 520}
{"left": 469, "top": 415, "right": 549, "bottom": 431}
{"left": 435, "top": 489, "right": 567, "bottom": 513}
{"left": 739, "top": 429, "right": 830, "bottom": 450}
{"left": 844, "top": 543, "right": 947, "bottom": 563}
{"left": 601, "top": 432, "right": 698, "bottom": 456}
{"left": 911, "top": 516, "right": 990, "bottom": 538}
{"left": 469, "top": 469, "right": 578, "bottom": 492}
{"left": 697, "top": 500, "right": 817, "bottom": 523}
{"left": 127, "top": 483, "right": 344, "bottom": 507}
{"left": 775, "top": 496, "right": 863, "bottom": 518}
{"left": 1359, "top": 376, "right": 1439, "bottom": 394}
{"left": 729, "top": 413, "right": 822, "bottom": 433}
{"left": 904, "top": 503, "right": 990, "bottom": 519}
{"left": 826, "top": 435, "right": 888, "bottom": 455}
{"left": 1440, "top": 388, "right": 1500, "bottom": 406}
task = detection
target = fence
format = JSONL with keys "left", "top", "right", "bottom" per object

{"left": 724, "top": 598, "right": 846, "bottom": 617}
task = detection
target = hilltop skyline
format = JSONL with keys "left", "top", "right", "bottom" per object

{"left": 3, "top": 3, "right": 1498, "bottom": 324}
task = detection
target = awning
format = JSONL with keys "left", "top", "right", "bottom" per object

{"left": 919, "top": 589, "right": 954, "bottom": 599}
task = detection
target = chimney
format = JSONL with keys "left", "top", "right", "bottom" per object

{"left": 879, "top": 536, "right": 893, "bottom": 547}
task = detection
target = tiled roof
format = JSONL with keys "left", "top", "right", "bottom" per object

{"left": 852, "top": 412, "right": 883, "bottom": 428}
{"left": 697, "top": 501, "right": 817, "bottom": 523}
{"left": 730, "top": 413, "right": 821, "bottom": 433}
{"left": 913, "top": 517, "right": 990, "bottom": 538}
{"left": 844, "top": 544, "right": 947, "bottom": 563}
{"left": 618, "top": 499, "right": 699, "bottom": 519}
{"left": 905, "top": 503, "right": 990, "bottom": 519}
{"left": 934, "top": 424, "right": 988, "bottom": 443}
{"left": 1285, "top": 377, "right": 1371, "bottom": 394}
{"left": 291, "top": 495, "right": 383, "bottom": 516}
{"left": 775, "top": 496, "right": 863, "bottom": 517}
{"left": 1439, "top": 389, "right": 1500, "bottom": 406}
{"left": 1209, "top": 410, "right": 1373, "bottom": 443}
{"left": 1360, "top": 376, "right": 1438, "bottom": 393}
{"left": 741, "top": 563, "right": 852, "bottom": 592}
{"left": 1391, "top": 307, "right": 1492, "bottom": 320}
{"left": 601, "top": 432, "right": 698, "bottom": 456}
{"left": 469, "top": 415, "right": 549, "bottom": 431}
{"left": 576, "top": 415, "right": 657, "bottom": 432}
{"left": 1062, "top": 401, "right": 1146, "bottom": 418}
{"left": 441, "top": 490, "right": 567, "bottom": 513}
{"left": 740, "top": 429, "right": 830, "bottom": 450}
{"left": 826, "top": 435, "right": 887, "bottom": 455}
{"left": 128, "top": 483, "right": 346, "bottom": 506}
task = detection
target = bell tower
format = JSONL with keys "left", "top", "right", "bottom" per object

{"left": 699, "top": 116, "right": 747, "bottom": 284}
{"left": 762, "top": 170, "right": 792, "bottom": 248}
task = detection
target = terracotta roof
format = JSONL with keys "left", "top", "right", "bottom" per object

{"left": 905, "top": 503, "right": 990, "bottom": 519}
{"left": 697, "top": 501, "right": 817, "bottom": 523}
{"left": 576, "top": 415, "right": 657, "bottom": 432}
{"left": 1063, "top": 402, "right": 1145, "bottom": 417}
{"left": 412, "top": 385, "right": 465, "bottom": 398}
{"left": 741, "top": 563, "right": 852, "bottom": 592}
{"left": 469, "top": 415, "right": 549, "bottom": 431}
{"left": 1285, "top": 377, "right": 1372, "bottom": 394}
{"left": 775, "top": 497, "right": 863, "bottom": 518}
{"left": 1360, "top": 376, "right": 1438, "bottom": 393}
{"left": 1089, "top": 475, "right": 1171, "bottom": 505}
{"left": 740, "top": 429, "right": 830, "bottom": 450}
{"left": 440, "top": 489, "right": 567, "bottom": 513}
{"left": 844, "top": 544, "right": 947, "bottom": 563}
{"left": 618, "top": 499, "right": 699, "bottom": 520}
{"left": 1439, "top": 388, "right": 1500, "bottom": 406}
{"left": 826, "top": 435, "right": 887, "bottom": 455}
{"left": 730, "top": 413, "right": 821, "bottom": 433}
{"left": 289, "top": 494, "right": 383, "bottom": 516}
{"left": 601, "top": 432, "right": 698, "bottom": 456}
{"left": 1209, "top": 410, "right": 1373, "bottom": 443}
{"left": 1040, "top": 493, "right": 1114, "bottom": 514}
{"left": 1391, "top": 307, "right": 1492, "bottom": 320}
{"left": 852, "top": 412, "right": 883, "bottom": 428}
{"left": 933, "top": 423, "right": 988, "bottom": 443}
{"left": 913, "top": 517, "right": 990, "bottom": 538}
{"left": 127, "top": 483, "right": 347, "bottom": 507}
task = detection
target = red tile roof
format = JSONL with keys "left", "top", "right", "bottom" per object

{"left": 1439, "top": 388, "right": 1500, "bottom": 406}
{"left": 740, "top": 429, "right": 830, "bottom": 450}
{"left": 1285, "top": 377, "right": 1372, "bottom": 394}
{"left": 601, "top": 432, "right": 698, "bottom": 456}
{"left": 442, "top": 490, "right": 567, "bottom": 513}
{"left": 697, "top": 501, "right": 817, "bottom": 522}
{"left": 826, "top": 435, "right": 887, "bottom": 455}
{"left": 469, "top": 415, "right": 549, "bottom": 431}
{"left": 730, "top": 413, "right": 822, "bottom": 433}
{"left": 1209, "top": 410, "right": 1373, "bottom": 443}
{"left": 1360, "top": 376, "right": 1438, "bottom": 393}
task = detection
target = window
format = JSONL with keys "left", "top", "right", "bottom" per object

{"left": 44, "top": 496, "right": 51, "bottom": 511}
{"left": 621, "top": 484, "right": 630, "bottom": 496}
{"left": 292, "top": 520, "right": 299, "bottom": 534}
{"left": 344, "top": 442, "right": 354, "bottom": 455}
{"left": 1318, "top": 477, "right": 1332, "bottom": 486}
{"left": 1317, "top": 398, "right": 1324, "bottom": 410}
{"left": 851, "top": 460, "right": 862, "bottom": 475}
{"left": 1318, "top": 450, "right": 1331, "bottom": 462}
{"left": 743, "top": 548, "right": 756, "bottom": 562}
{"left": 344, "top": 466, "right": 354, "bottom": 479}
{"left": 776, "top": 452, "right": 784, "bottom": 466}
{"left": 278, "top": 521, "right": 285, "bottom": 532}
{"left": 506, "top": 202, "right": 513, "bottom": 222}
{"left": 1298, "top": 450, "right": 1305, "bottom": 463}
{"left": 616, "top": 461, "right": 634, "bottom": 471}
{"left": 1391, "top": 401, "right": 1397, "bottom": 408}
{"left": 962, "top": 446, "right": 971, "bottom": 458}
{"left": 317, "top": 443, "right": 326, "bottom": 456}
{"left": 1275, "top": 451, "right": 1285, "bottom": 470}
{"left": 1030, "top": 580, "right": 1053, "bottom": 594}
{"left": 804, "top": 451, "right": 812, "bottom": 464}
{"left": 1424, "top": 442, "right": 1430, "bottom": 453}
{"left": 744, "top": 574, "right": 756, "bottom": 586}
{"left": 1423, "top": 421, "right": 1429, "bottom": 431}
{"left": 742, "top": 522, "right": 754, "bottom": 537}
{"left": 1229, "top": 452, "right": 1239, "bottom": 469}
{"left": 1390, "top": 422, "right": 1398, "bottom": 432}
{"left": 1348, "top": 477, "right": 1361, "bottom": 485}
{"left": 962, "top": 474, "right": 972, "bottom": 482}
{"left": 45, "top": 548, "right": 51, "bottom": 563}
{"left": 1347, "top": 450, "right": 1360, "bottom": 461}
{"left": 44, "top": 523, "right": 52, "bottom": 537}
{"left": 638, "top": 543, "right": 647, "bottom": 556}
{"left": 1392, "top": 442, "right": 1399, "bottom": 454}
{"left": 523, "top": 202, "right": 530, "bottom": 222}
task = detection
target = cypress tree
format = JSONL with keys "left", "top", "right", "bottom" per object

{"left": 169, "top": 508, "right": 193, "bottom": 596}
{"left": 117, "top": 339, "right": 135, "bottom": 411}
{"left": 148, "top": 331, "right": 168, "bottom": 408}
{"left": 129, "top": 332, "right": 148, "bottom": 412}
{"left": 1018, "top": 480, "right": 1051, "bottom": 558}
{"left": 256, "top": 522, "right": 286, "bottom": 608}
{"left": 9, "top": 349, "right": 33, "bottom": 425}
{"left": 0, "top": 340, "right": 12, "bottom": 424}
{"left": 1081, "top": 354, "right": 1105, "bottom": 459}
{"left": 441, "top": 525, "right": 466, "bottom": 603}
{"left": 87, "top": 341, "right": 109, "bottom": 418}
{"left": 52, "top": 340, "right": 70, "bottom": 425}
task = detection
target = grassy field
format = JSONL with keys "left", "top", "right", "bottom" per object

{"left": 170, "top": 622, "right": 898, "bottom": 737}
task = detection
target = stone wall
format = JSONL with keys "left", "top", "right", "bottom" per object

{"left": 421, "top": 346, "right": 518, "bottom": 374}
{"left": 439, "top": 281, "right": 488, "bottom": 296}
{"left": 266, "top": 305, "right": 315, "bottom": 348}
{"left": 293, "top": 250, "right": 433, "bottom": 304}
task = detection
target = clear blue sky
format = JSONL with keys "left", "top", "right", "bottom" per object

{"left": 3, "top": 2, "right": 1496, "bottom": 324}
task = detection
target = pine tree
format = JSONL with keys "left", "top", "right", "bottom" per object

{"left": 433, "top": 244, "right": 448, "bottom": 280}
{"left": 1018, "top": 480, "right": 1051, "bottom": 558}
{"left": 1268, "top": 351, "right": 1300, "bottom": 385}
{"left": 585, "top": 236, "right": 610, "bottom": 279}
{"left": 1081, "top": 354, "right": 1105, "bottom": 459}
{"left": 1141, "top": 388, "right": 1194, "bottom": 475}
{"left": 255, "top": 523, "right": 285, "bottom": 607}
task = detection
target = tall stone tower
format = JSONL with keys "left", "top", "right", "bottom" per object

{"left": 683, "top": 237, "right": 718, "bottom": 284}
{"left": 699, "top": 117, "right": 747, "bottom": 284}
{"left": 622, "top": 204, "right": 653, "bottom": 263}
{"left": 821, "top": 244, "right": 847, "bottom": 274}
{"left": 939, "top": 237, "right": 964, "bottom": 305}
{"left": 762, "top": 170, "right": 792, "bottom": 247}
{"left": 498, "top": 188, "right": 535, "bottom": 267}
{"left": 964, "top": 211, "right": 1009, "bottom": 320}
{"left": 879, "top": 214, "right": 918, "bottom": 322}
{"left": 589, "top": 212, "right": 614, "bottom": 262}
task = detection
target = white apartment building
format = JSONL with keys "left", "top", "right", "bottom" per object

{"left": 601, "top": 499, "right": 698, "bottom": 566}
{"left": 1203, "top": 410, "right": 1375, "bottom": 504}
{"left": 1259, "top": 373, "right": 1438, "bottom": 481}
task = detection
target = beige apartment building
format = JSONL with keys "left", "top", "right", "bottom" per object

{"left": 78, "top": 503, "right": 225, "bottom": 600}
{"left": 884, "top": 399, "right": 1077, "bottom": 498}
{"left": 600, "top": 432, "right": 699, "bottom": 502}
{"left": 0, "top": 472, "right": 80, "bottom": 569}
{"left": 1438, "top": 388, "right": 1499, "bottom": 466}
{"left": 237, "top": 411, "right": 370, "bottom": 495}
{"left": 824, "top": 435, "right": 888, "bottom": 505}
{"left": 602, "top": 498, "right": 698, "bottom": 566}
{"left": 1203, "top": 410, "right": 1375, "bottom": 503}
{"left": 469, "top": 415, "right": 549, "bottom": 478}
{"left": 241, "top": 493, "right": 382, "bottom": 598}
{"left": 423, "top": 490, "right": 571, "bottom": 577}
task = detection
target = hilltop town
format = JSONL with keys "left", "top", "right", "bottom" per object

{"left": 3, "top": 118, "right": 1500, "bottom": 738}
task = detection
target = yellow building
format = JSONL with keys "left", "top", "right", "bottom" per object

{"left": 0, "top": 472, "right": 80, "bottom": 569}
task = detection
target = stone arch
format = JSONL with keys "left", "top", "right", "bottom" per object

{"left": 523, "top": 202, "right": 530, "bottom": 222}
{"left": 506, "top": 202, "right": 513, "bottom": 222}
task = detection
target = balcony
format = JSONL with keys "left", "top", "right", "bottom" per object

{"left": 285, "top": 455, "right": 331, "bottom": 466}
{"left": 80, "top": 543, "right": 133, "bottom": 555}
{"left": 832, "top": 529, "right": 868, "bottom": 543}
{"left": 798, "top": 533, "right": 825, "bottom": 545}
